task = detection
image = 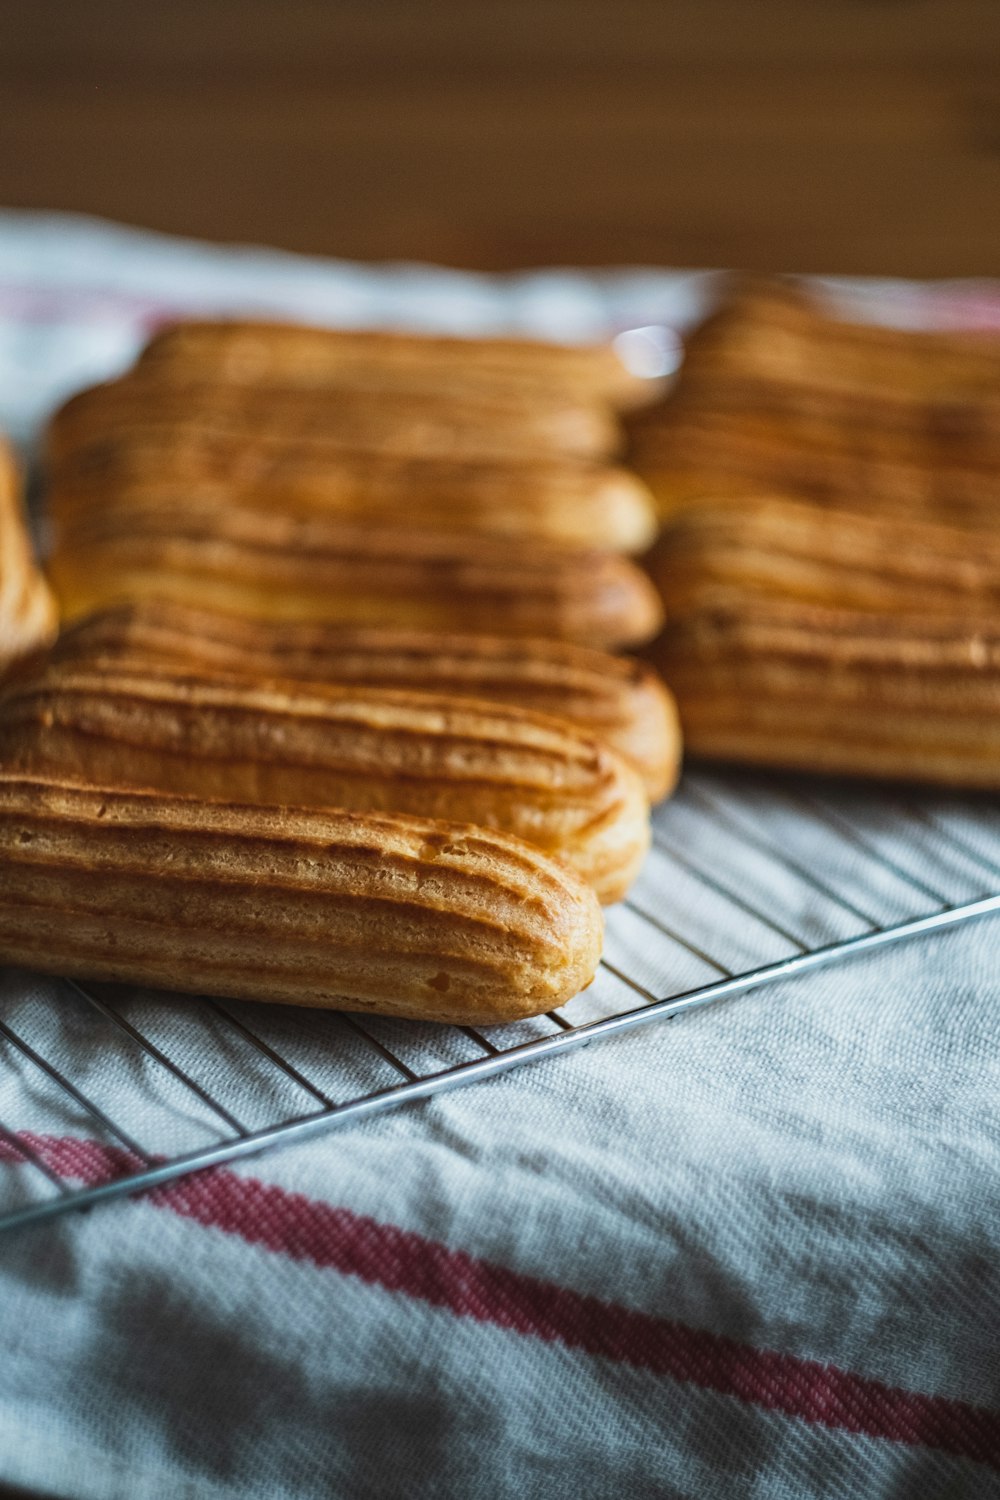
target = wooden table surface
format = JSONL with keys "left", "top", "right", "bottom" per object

{"left": 2, "top": 0, "right": 999, "bottom": 277}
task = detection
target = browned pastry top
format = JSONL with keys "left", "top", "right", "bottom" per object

{"left": 656, "top": 594, "right": 1000, "bottom": 787}
{"left": 661, "top": 592, "right": 1000, "bottom": 684}
{"left": 649, "top": 492, "right": 1000, "bottom": 788}
{"left": 634, "top": 388, "right": 1000, "bottom": 474}
{"left": 674, "top": 281, "right": 1000, "bottom": 400}
{"left": 47, "top": 447, "right": 658, "bottom": 554}
{"left": 648, "top": 496, "right": 1000, "bottom": 617}
{"left": 51, "top": 437, "right": 638, "bottom": 505}
{"left": 134, "top": 318, "right": 662, "bottom": 409}
{"left": 629, "top": 406, "right": 1000, "bottom": 527}
{"left": 627, "top": 280, "right": 1000, "bottom": 524}
{"left": 0, "top": 662, "right": 652, "bottom": 902}
{"left": 48, "top": 601, "right": 681, "bottom": 801}
{"left": 49, "top": 504, "right": 665, "bottom": 649}
{"left": 49, "top": 375, "right": 621, "bottom": 466}
{"left": 0, "top": 773, "right": 604, "bottom": 1022}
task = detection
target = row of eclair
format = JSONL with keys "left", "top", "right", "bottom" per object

{"left": 0, "top": 323, "right": 679, "bottom": 1024}
{"left": 46, "top": 324, "right": 666, "bottom": 645}
{"left": 635, "top": 284, "right": 1000, "bottom": 790}
{"left": 6, "top": 285, "right": 998, "bottom": 1022}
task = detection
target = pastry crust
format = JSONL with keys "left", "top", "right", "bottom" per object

{"left": 670, "top": 281, "right": 1000, "bottom": 402}
{"left": 49, "top": 376, "right": 620, "bottom": 468}
{"left": 48, "top": 505, "right": 665, "bottom": 649}
{"left": 655, "top": 595, "right": 1000, "bottom": 788}
{"left": 0, "top": 664, "right": 651, "bottom": 903}
{"left": 628, "top": 280, "right": 1000, "bottom": 523}
{"left": 647, "top": 497, "right": 1000, "bottom": 618}
{"left": 649, "top": 496, "right": 1000, "bottom": 787}
{"left": 133, "top": 319, "right": 663, "bottom": 410}
{"left": 47, "top": 449, "right": 657, "bottom": 554}
{"left": 0, "top": 439, "right": 58, "bottom": 672}
{"left": 0, "top": 774, "right": 604, "bottom": 1022}
{"left": 630, "top": 407, "right": 1000, "bottom": 527}
{"left": 49, "top": 602, "right": 681, "bottom": 802}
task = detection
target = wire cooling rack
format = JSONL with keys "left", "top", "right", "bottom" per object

{"left": 1, "top": 765, "right": 999, "bottom": 1234}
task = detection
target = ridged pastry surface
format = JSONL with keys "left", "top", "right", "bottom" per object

{"left": 48, "top": 451, "right": 657, "bottom": 554}
{"left": 49, "top": 376, "right": 620, "bottom": 466}
{"left": 0, "top": 774, "right": 604, "bottom": 1022}
{"left": 628, "top": 281, "right": 1000, "bottom": 523}
{"left": 133, "top": 319, "right": 661, "bottom": 409}
{"left": 656, "top": 596, "right": 1000, "bottom": 788}
{"left": 48, "top": 506, "right": 665, "bottom": 649}
{"left": 0, "top": 663, "right": 651, "bottom": 903}
{"left": 650, "top": 491, "right": 1000, "bottom": 788}
{"left": 648, "top": 497, "right": 1000, "bottom": 618}
{"left": 668, "top": 282, "right": 1000, "bottom": 402}
{"left": 630, "top": 407, "right": 1000, "bottom": 527}
{"left": 50, "top": 602, "right": 681, "bottom": 801}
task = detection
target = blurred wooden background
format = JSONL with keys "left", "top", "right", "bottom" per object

{"left": 1, "top": 0, "right": 999, "bottom": 276}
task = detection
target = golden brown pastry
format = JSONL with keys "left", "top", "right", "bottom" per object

{"left": 631, "top": 285, "right": 1000, "bottom": 789}
{"left": 628, "top": 280, "right": 1000, "bottom": 523}
{"left": 655, "top": 595, "right": 1000, "bottom": 788}
{"left": 133, "top": 319, "right": 663, "bottom": 410}
{"left": 649, "top": 495, "right": 1000, "bottom": 787}
{"left": 0, "top": 439, "right": 58, "bottom": 672}
{"left": 48, "top": 601, "right": 681, "bottom": 802}
{"left": 48, "top": 505, "right": 664, "bottom": 649}
{"left": 0, "top": 664, "right": 651, "bottom": 903}
{"left": 0, "top": 774, "right": 603, "bottom": 1022}
{"left": 672, "top": 281, "right": 1000, "bottom": 404}
{"left": 666, "top": 375, "right": 1000, "bottom": 451}
{"left": 47, "top": 448, "right": 657, "bottom": 554}
{"left": 647, "top": 497, "right": 1000, "bottom": 618}
{"left": 628, "top": 405, "right": 1000, "bottom": 526}
{"left": 49, "top": 376, "right": 620, "bottom": 468}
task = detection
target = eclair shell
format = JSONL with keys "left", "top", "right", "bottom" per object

{"left": 630, "top": 407, "right": 1000, "bottom": 526}
{"left": 49, "top": 602, "right": 681, "bottom": 802}
{"left": 0, "top": 665, "right": 652, "bottom": 903}
{"left": 628, "top": 280, "right": 1000, "bottom": 522}
{"left": 49, "top": 376, "right": 620, "bottom": 467}
{"left": 667, "top": 281, "right": 1000, "bottom": 405}
{"left": 649, "top": 497, "right": 1000, "bottom": 785}
{"left": 0, "top": 775, "right": 604, "bottom": 1022}
{"left": 133, "top": 319, "right": 664, "bottom": 410}
{"left": 47, "top": 452, "right": 657, "bottom": 554}
{"left": 48, "top": 506, "right": 664, "bottom": 649}
{"left": 647, "top": 497, "right": 1000, "bottom": 618}
{"left": 655, "top": 596, "right": 1000, "bottom": 788}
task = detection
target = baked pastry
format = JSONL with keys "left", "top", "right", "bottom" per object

{"left": 48, "top": 376, "right": 620, "bottom": 468}
{"left": 647, "top": 497, "right": 1000, "bottom": 618}
{"left": 655, "top": 595, "right": 1000, "bottom": 788}
{"left": 628, "top": 405, "right": 1000, "bottom": 527}
{"left": 649, "top": 496, "right": 1000, "bottom": 787}
{"left": 628, "top": 281, "right": 1000, "bottom": 523}
{"left": 133, "top": 319, "right": 663, "bottom": 410}
{"left": 0, "top": 664, "right": 651, "bottom": 903}
{"left": 47, "top": 447, "right": 658, "bottom": 554}
{"left": 0, "top": 439, "right": 58, "bottom": 672}
{"left": 48, "top": 601, "right": 682, "bottom": 801}
{"left": 0, "top": 774, "right": 603, "bottom": 1022}
{"left": 48, "top": 505, "right": 664, "bottom": 649}
{"left": 671, "top": 281, "right": 1000, "bottom": 404}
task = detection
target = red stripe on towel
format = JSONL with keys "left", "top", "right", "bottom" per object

{"left": 5, "top": 1130, "right": 1000, "bottom": 1470}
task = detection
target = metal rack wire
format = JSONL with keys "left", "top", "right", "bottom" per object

{"left": 1, "top": 765, "right": 999, "bottom": 1234}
